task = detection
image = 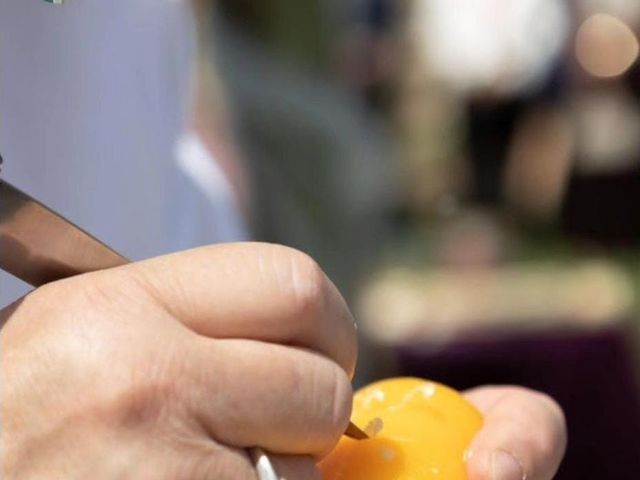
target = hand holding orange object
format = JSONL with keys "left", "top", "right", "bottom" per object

{"left": 320, "top": 378, "right": 567, "bottom": 480}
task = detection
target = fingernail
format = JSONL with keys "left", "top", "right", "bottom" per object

{"left": 491, "top": 450, "right": 524, "bottom": 480}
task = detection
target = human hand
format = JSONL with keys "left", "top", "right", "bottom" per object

{"left": 464, "top": 386, "right": 567, "bottom": 480}
{"left": 1, "top": 243, "right": 358, "bottom": 479}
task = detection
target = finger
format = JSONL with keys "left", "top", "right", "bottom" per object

{"left": 183, "top": 337, "right": 353, "bottom": 457}
{"left": 269, "top": 454, "right": 321, "bottom": 480}
{"left": 122, "top": 242, "right": 358, "bottom": 377}
{"left": 464, "top": 386, "right": 567, "bottom": 480}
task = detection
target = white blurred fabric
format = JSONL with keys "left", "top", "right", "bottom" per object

{"left": 0, "top": 0, "right": 248, "bottom": 306}
{"left": 414, "top": 0, "right": 569, "bottom": 95}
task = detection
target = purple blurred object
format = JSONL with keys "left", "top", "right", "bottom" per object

{"left": 395, "top": 326, "right": 640, "bottom": 479}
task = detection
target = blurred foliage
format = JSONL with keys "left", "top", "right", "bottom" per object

{"left": 218, "top": 0, "right": 331, "bottom": 70}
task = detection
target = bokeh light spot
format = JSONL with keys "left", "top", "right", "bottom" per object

{"left": 576, "top": 13, "right": 639, "bottom": 78}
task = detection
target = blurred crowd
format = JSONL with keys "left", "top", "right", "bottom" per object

{"left": 190, "top": 1, "right": 640, "bottom": 478}
{"left": 200, "top": 0, "right": 640, "bottom": 280}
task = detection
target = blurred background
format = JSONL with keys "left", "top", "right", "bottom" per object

{"left": 196, "top": 0, "right": 640, "bottom": 477}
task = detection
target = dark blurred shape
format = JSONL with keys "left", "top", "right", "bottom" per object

{"left": 345, "top": 0, "right": 398, "bottom": 110}
{"left": 562, "top": 165, "right": 640, "bottom": 245}
{"left": 466, "top": 99, "right": 526, "bottom": 205}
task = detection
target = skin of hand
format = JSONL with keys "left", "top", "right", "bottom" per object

{"left": 1, "top": 243, "right": 358, "bottom": 479}
{"left": 464, "top": 386, "right": 567, "bottom": 480}
{"left": 0, "top": 242, "right": 567, "bottom": 480}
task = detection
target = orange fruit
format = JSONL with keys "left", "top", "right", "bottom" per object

{"left": 319, "top": 377, "right": 483, "bottom": 480}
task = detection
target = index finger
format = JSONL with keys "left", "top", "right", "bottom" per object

{"left": 118, "top": 242, "right": 358, "bottom": 377}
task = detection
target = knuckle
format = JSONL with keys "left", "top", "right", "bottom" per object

{"left": 328, "top": 364, "right": 353, "bottom": 434}
{"left": 308, "top": 359, "right": 352, "bottom": 437}
{"left": 87, "top": 341, "right": 185, "bottom": 431}
{"left": 288, "top": 356, "right": 352, "bottom": 451}
{"left": 96, "top": 365, "right": 177, "bottom": 430}
{"left": 276, "top": 247, "right": 328, "bottom": 319}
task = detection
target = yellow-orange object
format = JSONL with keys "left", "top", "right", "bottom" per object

{"left": 319, "top": 378, "right": 483, "bottom": 480}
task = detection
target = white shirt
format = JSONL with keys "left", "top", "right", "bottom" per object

{"left": 0, "top": 0, "right": 247, "bottom": 306}
{"left": 415, "top": 0, "right": 569, "bottom": 95}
